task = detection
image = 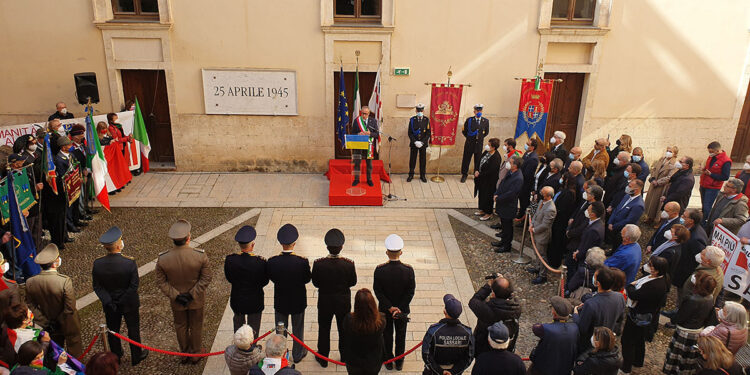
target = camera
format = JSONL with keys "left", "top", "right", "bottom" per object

{"left": 485, "top": 272, "right": 501, "bottom": 280}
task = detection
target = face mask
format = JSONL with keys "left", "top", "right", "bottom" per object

{"left": 1, "top": 263, "right": 7, "bottom": 274}
{"left": 625, "top": 186, "right": 634, "bottom": 195}
{"left": 665, "top": 151, "right": 673, "bottom": 158}
{"left": 623, "top": 171, "right": 630, "bottom": 179}
{"left": 633, "top": 155, "right": 642, "bottom": 162}
{"left": 569, "top": 153, "right": 575, "bottom": 160}
{"left": 695, "top": 253, "right": 702, "bottom": 264}
{"left": 60, "top": 108, "right": 67, "bottom": 115}
{"left": 55, "top": 257, "right": 62, "bottom": 268}
{"left": 27, "top": 144, "right": 37, "bottom": 152}
{"left": 502, "top": 145, "right": 508, "bottom": 153}
{"left": 643, "top": 263, "right": 652, "bottom": 274}
{"left": 744, "top": 163, "right": 750, "bottom": 170}
{"left": 664, "top": 230, "right": 673, "bottom": 240}
{"left": 616, "top": 139, "right": 622, "bottom": 146}
{"left": 31, "top": 358, "right": 44, "bottom": 367}
{"left": 559, "top": 178, "right": 564, "bottom": 185}
{"left": 679, "top": 218, "right": 685, "bottom": 224}
{"left": 660, "top": 210, "right": 669, "bottom": 219}
{"left": 524, "top": 144, "right": 529, "bottom": 151}
{"left": 484, "top": 144, "right": 490, "bottom": 152}
{"left": 416, "top": 112, "right": 424, "bottom": 118}
{"left": 718, "top": 309, "right": 726, "bottom": 321}
{"left": 613, "top": 158, "right": 621, "bottom": 166}
{"left": 120, "top": 240, "right": 125, "bottom": 250}
{"left": 673, "top": 161, "right": 683, "bottom": 169}
{"left": 584, "top": 209, "right": 591, "bottom": 219}
{"left": 592, "top": 276, "right": 597, "bottom": 286}
{"left": 590, "top": 336, "right": 596, "bottom": 347}
{"left": 550, "top": 137, "right": 556, "bottom": 144}
{"left": 582, "top": 191, "right": 588, "bottom": 201}
{"left": 476, "top": 112, "right": 482, "bottom": 118}
{"left": 691, "top": 274, "right": 697, "bottom": 285}
{"left": 56, "top": 129, "right": 66, "bottom": 136}
{"left": 709, "top": 152, "right": 717, "bottom": 157}
{"left": 505, "top": 162, "right": 511, "bottom": 170}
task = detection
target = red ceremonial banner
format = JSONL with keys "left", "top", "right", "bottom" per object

{"left": 429, "top": 84, "right": 463, "bottom": 146}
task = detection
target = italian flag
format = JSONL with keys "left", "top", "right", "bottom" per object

{"left": 352, "top": 64, "right": 361, "bottom": 126}
{"left": 133, "top": 98, "right": 150, "bottom": 173}
{"left": 86, "top": 111, "right": 111, "bottom": 211}
{"left": 7, "top": 328, "right": 40, "bottom": 353}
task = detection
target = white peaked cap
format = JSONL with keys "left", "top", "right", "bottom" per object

{"left": 385, "top": 234, "right": 404, "bottom": 251}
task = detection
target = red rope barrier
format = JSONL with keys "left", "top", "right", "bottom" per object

{"left": 108, "top": 329, "right": 273, "bottom": 358}
{"left": 78, "top": 333, "right": 99, "bottom": 361}
{"left": 287, "top": 333, "right": 346, "bottom": 366}
{"left": 382, "top": 341, "right": 423, "bottom": 364}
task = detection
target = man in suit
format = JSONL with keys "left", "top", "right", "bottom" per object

{"left": 517, "top": 138, "right": 540, "bottom": 221}
{"left": 603, "top": 151, "right": 630, "bottom": 207}
{"left": 407, "top": 103, "right": 430, "bottom": 183}
{"left": 704, "top": 178, "right": 749, "bottom": 234}
{"left": 566, "top": 201, "right": 606, "bottom": 280}
{"left": 549, "top": 131, "right": 568, "bottom": 162}
{"left": 45, "top": 137, "right": 75, "bottom": 249}
{"left": 568, "top": 161, "right": 586, "bottom": 204}
{"left": 663, "top": 156, "right": 695, "bottom": 214}
{"left": 311, "top": 228, "right": 357, "bottom": 367}
{"left": 351, "top": 106, "right": 380, "bottom": 187}
{"left": 374, "top": 234, "right": 416, "bottom": 371}
{"left": 491, "top": 157, "right": 524, "bottom": 253}
{"left": 645, "top": 201, "right": 681, "bottom": 253}
{"left": 92, "top": 226, "right": 148, "bottom": 366}
{"left": 581, "top": 138, "right": 610, "bottom": 179}
{"left": 65, "top": 124, "right": 89, "bottom": 234}
{"left": 540, "top": 158, "right": 563, "bottom": 193}
{"left": 267, "top": 224, "right": 311, "bottom": 363}
{"left": 564, "top": 146, "right": 583, "bottom": 171}
{"left": 25, "top": 244, "right": 82, "bottom": 357}
{"left": 527, "top": 186, "right": 557, "bottom": 284}
{"left": 155, "top": 220, "right": 212, "bottom": 363}
{"left": 566, "top": 184, "right": 604, "bottom": 257}
{"left": 224, "top": 225, "right": 268, "bottom": 337}
{"left": 607, "top": 179, "right": 645, "bottom": 249}
{"left": 460, "top": 104, "right": 490, "bottom": 183}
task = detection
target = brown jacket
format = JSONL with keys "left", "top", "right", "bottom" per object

{"left": 155, "top": 244, "right": 212, "bottom": 311}
{"left": 581, "top": 149, "right": 610, "bottom": 179}
{"left": 25, "top": 270, "right": 81, "bottom": 336}
{"left": 682, "top": 265, "right": 724, "bottom": 302}
{"left": 707, "top": 194, "right": 750, "bottom": 234}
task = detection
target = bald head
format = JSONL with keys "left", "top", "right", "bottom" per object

{"left": 617, "top": 151, "right": 630, "bottom": 164}
{"left": 664, "top": 201, "right": 680, "bottom": 218}
{"left": 569, "top": 161, "right": 583, "bottom": 175}
{"left": 570, "top": 147, "right": 582, "bottom": 159}
{"left": 595, "top": 138, "right": 607, "bottom": 151}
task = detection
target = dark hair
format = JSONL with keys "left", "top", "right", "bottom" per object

{"left": 511, "top": 156, "right": 523, "bottom": 170}
{"left": 650, "top": 256, "right": 670, "bottom": 283}
{"left": 627, "top": 163, "right": 642, "bottom": 177}
{"left": 590, "top": 201, "right": 605, "bottom": 219}
{"left": 562, "top": 172, "right": 577, "bottom": 193}
{"left": 528, "top": 138, "right": 538, "bottom": 150}
{"left": 707, "top": 141, "right": 721, "bottom": 150}
{"left": 39, "top": 262, "right": 54, "bottom": 271}
{"left": 488, "top": 138, "right": 500, "bottom": 150}
{"left": 694, "top": 271, "right": 717, "bottom": 297}
{"left": 593, "top": 326, "right": 616, "bottom": 352}
{"left": 85, "top": 352, "right": 120, "bottom": 375}
{"left": 610, "top": 267, "right": 626, "bottom": 292}
{"left": 504, "top": 138, "right": 516, "bottom": 148}
{"left": 350, "top": 288, "right": 383, "bottom": 334}
{"left": 683, "top": 156, "right": 694, "bottom": 169}
{"left": 672, "top": 224, "right": 690, "bottom": 244}
{"left": 596, "top": 267, "right": 615, "bottom": 290}
{"left": 543, "top": 151, "right": 555, "bottom": 165}
{"left": 173, "top": 238, "right": 188, "bottom": 246}
{"left": 631, "top": 179, "right": 644, "bottom": 191}
{"left": 17, "top": 340, "right": 42, "bottom": 366}
{"left": 106, "top": 113, "right": 117, "bottom": 124}
{"left": 4, "top": 303, "right": 28, "bottom": 329}
{"left": 326, "top": 245, "right": 342, "bottom": 255}
{"left": 686, "top": 208, "right": 703, "bottom": 225}
{"left": 588, "top": 185, "right": 604, "bottom": 201}
{"left": 491, "top": 277, "right": 513, "bottom": 299}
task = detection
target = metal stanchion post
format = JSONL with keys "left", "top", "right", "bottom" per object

{"left": 99, "top": 324, "right": 110, "bottom": 352}
{"left": 276, "top": 322, "right": 285, "bottom": 335}
{"left": 559, "top": 265, "right": 568, "bottom": 297}
{"left": 511, "top": 208, "right": 532, "bottom": 264}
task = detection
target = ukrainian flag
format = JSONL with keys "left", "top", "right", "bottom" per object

{"left": 345, "top": 134, "right": 370, "bottom": 150}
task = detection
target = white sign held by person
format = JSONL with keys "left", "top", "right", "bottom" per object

{"left": 712, "top": 224, "right": 750, "bottom": 301}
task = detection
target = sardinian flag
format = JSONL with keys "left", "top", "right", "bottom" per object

{"left": 368, "top": 66, "right": 382, "bottom": 152}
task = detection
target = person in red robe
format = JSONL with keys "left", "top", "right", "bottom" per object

{"left": 97, "top": 122, "right": 131, "bottom": 192}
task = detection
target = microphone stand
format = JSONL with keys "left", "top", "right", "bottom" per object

{"left": 381, "top": 132, "right": 406, "bottom": 202}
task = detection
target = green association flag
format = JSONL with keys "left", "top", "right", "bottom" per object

{"left": 0, "top": 168, "right": 37, "bottom": 224}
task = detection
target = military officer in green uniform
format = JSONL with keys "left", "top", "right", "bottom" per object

{"left": 92, "top": 226, "right": 148, "bottom": 366}
{"left": 25, "top": 244, "right": 82, "bottom": 358}
{"left": 155, "top": 220, "right": 212, "bottom": 364}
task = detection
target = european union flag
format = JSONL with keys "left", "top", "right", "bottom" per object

{"left": 337, "top": 65, "right": 349, "bottom": 146}
{"left": 7, "top": 169, "right": 40, "bottom": 279}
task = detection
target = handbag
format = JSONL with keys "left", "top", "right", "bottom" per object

{"left": 627, "top": 309, "right": 652, "bottom": 327}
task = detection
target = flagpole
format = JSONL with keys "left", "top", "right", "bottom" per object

{"left": 430, "top": 68, "right": 452, "bottom": 183}
{"left": 5, "top": 162, "right": 17, "bottom": 282}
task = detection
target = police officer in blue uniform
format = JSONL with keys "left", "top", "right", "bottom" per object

{"left": 460, "top": 104, "right": 490, "bottom": 183}
{"left": 224, "top": 225, "right": 269, "bottom": 337}
{"left": 311, "top": 228, "right": 357, "bottom": 367}
{"left": 422, "top": 294, "right": 474, "bottom": 375}
{"left": 267, "top": 224, "right": 311, "bottom": 363}
{"left": 92, "top": 226, "right": 148, "bottom": 366}
{"left": 408, "top": 103, "right": 431, "bottom": 183}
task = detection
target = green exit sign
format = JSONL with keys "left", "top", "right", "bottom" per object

{"left": 394, "top": 67, "right": 410, "bottom": 76}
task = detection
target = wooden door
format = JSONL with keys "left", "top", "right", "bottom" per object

{"left": 333, "top": 71, "right": 376, "bottom": 159}
{"left": 121, "top": 70, "right": 175, "bottom": 163}
{"left": 544, "top": 72, "right": 585, "bottom": 153}
{"left": 731, "top": 81, "right": 750, "bottom": 161}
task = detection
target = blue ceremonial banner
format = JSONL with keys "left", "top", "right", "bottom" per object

{"left": 337, "top": 66, "right": 349, "bottom": 147}
{"left": 514, "top": 78, "right": 554, "bottom": 141}
{"left": 7, "top": 169, "right": 40, "bottom": 278}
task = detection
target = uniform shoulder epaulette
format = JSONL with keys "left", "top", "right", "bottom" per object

{"left": 293, "top": 253, "right": 307, "bottom": 260}
{"left": 340, "top": 257, "right": 354, "bottom": 264}
{"left": 193, "top": 248, "right": 205, "bottom": 253}
{"left": 121, "top": 254, "right": 135, "bottom": 260}
{"left": 402, "top": 262, "right": 414, "bottom": 269}
{"left": 313, "top": 257, "right": 325, "bottom": 263}
{"left": 158, "top": 250, "right": 169, "bottom": 257}
{"left": 376, "top": 262, "right": 388, "bottom": 268}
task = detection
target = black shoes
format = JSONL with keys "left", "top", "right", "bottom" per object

{"left": 460, "top": 175, "right": 467, "bottom": 183}
{"left": 494, "top": 247, "right": 511, "bottom": 253}
{"left": 385, "top": 362, "right": 394, "bottom": 370}
{"left": 406, "top": 176, "right": 413, "bottom": 182}
{"left": 491, "top": 241, "right": 502, "bottom": 247}
{"left": 495, "top": 232, "right": 503, "bottom": 238}
{"left": 352, "top": 180, "right": 360, "bottom": 186}
{"left": 395, "top": 362, "right": 404, "bottom": 371}
{"left": 132, "top": 351, "right": 149, "bottom": 366}
{"left": 82, "top": 215, "right": 94, "bottom": 220}
{"left": 526, "top": 267, "right": 540, "bottom": 274}
{"left": 490, "top": 223, "right": 501, "bottom": 230}
{"left": 75, "top": 221, "right": 88, "bottom": 227}
{"left": 315, "top": 356, "right": 328, "bottom": 368}
{"left": 64, "top": 238, "right": 75, "bottom": 243}
{"left": 532, "top": 276, "right": 548, "bottom": 285}
{"left": 420, "top": 176, "right": 427, "bottom": 183}
{"left": 367, "top": 180, "right": 374, "bottom": 187}
{"left": 68, "top": 227, "right": 81, "bottom": 233}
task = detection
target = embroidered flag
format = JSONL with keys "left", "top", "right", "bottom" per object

{"left": 336, "top": 65, "right": 349, "bottom": 147}
{"left": 43, "top": 134, "right": 57, "bottom": 195}
{"left": 7, "top": 169, "right": 40, "bottom": 277}
{"left": 514, "top": 78, "right": 554, "bottom": 141}
{"left": 429, "top": 84, "right": 463, "bottom": 146}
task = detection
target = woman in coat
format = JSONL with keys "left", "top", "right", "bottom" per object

{"left": 663, "top": 271, "right": 717, "bottom": 375}
{"left": 548, "top": 173, "right": 579, "bottom": 269}
{"left": 340, "top": 288, "right": 385, "bottom": 375}
{"left": 696, "top": 336, "right": 745, "bottom": 375}
{"left": 620, "top": 256, "right": 670, "bottom": 373}
{"left": 573, "top": 326, "right": 622, "bottom": 375}
{"left": 700, "top": 301, "right": 748, "bottom": 355}
{"left": 650, "top": 224, "right": 689, "bottom": 279}
{"left": 644, "top": 146, "right": 679, "bottom": 226}
{"left": 474, "top": 138, "right": 501, "bottom": 221}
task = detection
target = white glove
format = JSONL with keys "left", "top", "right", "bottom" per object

{"left": 414, "top": 141, "right": 423, "bottom": 148}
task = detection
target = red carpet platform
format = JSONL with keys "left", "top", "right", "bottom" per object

{"left": 328, "top": 173, "right": 383, "bottom": 206}
{"left": 324, "top": 159, "right": 391, "bottom": 183}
